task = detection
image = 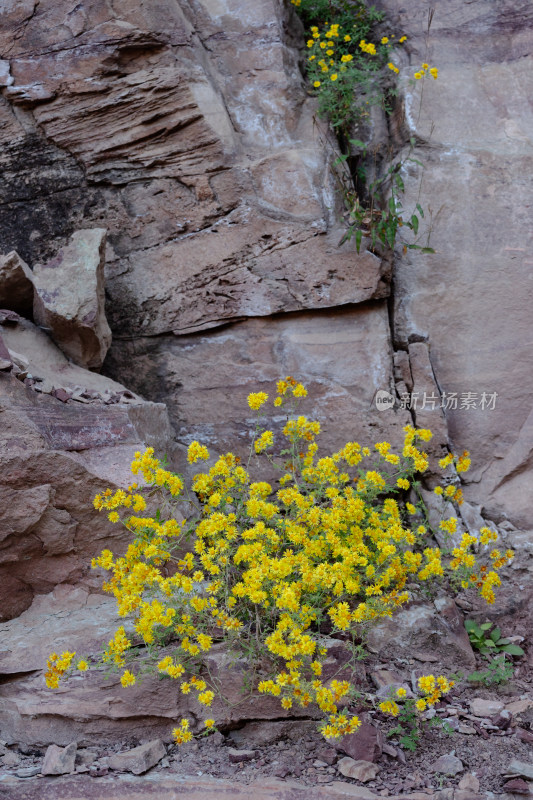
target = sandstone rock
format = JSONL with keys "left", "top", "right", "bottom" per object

{"left": 337, "top": 758, "right": 380, "bottom": 782}
{"left": 470, "top": 698, "right": 504, "bottom": 717}
{"left": 106, "top": 305, "right": 412, "bottom": 484}
{"left": 0, "top": 315, "right": 173, "bottom": 623}
{"left": 16, "top": 766, "right": 41, "bottom": 778}
{"left": 332, "top": 715, "right": 383, "bottom": 764}
{"left": 0, "top": 251, "right": 34, "bottom": 315}
{"left": 458, "top": 774, "right": 480, "bottom": 793}
{"left": 430, "top": 754, "right": 464, "bottom": 776}
{"left": 228, "top": 748, "right": 259, "bottom": 764}
{"left": 328, "top": 784, "right": 379, "bottom": 799}
{"left": 107, "top": 739, "right": 166, "bottom": 775}
{"left": 42, "top": 742, "right": 77, "bottom": 775}
{"left": 502, "top": 778, "right": 531, "bottom": 795}
{"left": 229, "top": 720, "right": 315, "bottom": 749}
{"left": 506, "top": 698, "right": 533, "bottom": 716}
{"left": 365, "top": 596, "right": 475, "bottom": 667}
{"left": 316, "top": 748, "right": 338, "bottom": 766}
{"left": 381, "top": 0, "right": 533, "bottom": 528}
{"left": 507, "top": 761, "right": 533, "bottom": 780}
{"left": 1, "top": 750, "right": 20, "bottom": 767}
{"left": 33, "top": 229, "right": 111, "bottom": 370}
{"left": 0, "top": 774, "right": 384, "bottom": 800}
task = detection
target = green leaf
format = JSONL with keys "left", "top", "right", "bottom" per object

{"left": 355, "top": 228, "right": 362, "bottom": 253}
{"left": 502, "top": 644, "right": 525, "bottom": 656}
{"left": 350, "top": 138, "right": 367, "bottom": 151}
{"left": 496, "top": 637, "right": 510, "bottom": 646}
{"left": 467, "top": 672, "right": 484, "bottom": 682}
{"left": 481, "top": 622, "right": 493, "bottom": 630}
{"left": 490, "top": 627, "right": 501, "bottom": 642}
{"left": 416, "top": 203, "right": 425, "bottom": 218}
{"left": 464, "top": 620, "right": 477, "bottom": 632}
{"left": 420, "top": 246, "right": 435, "bottom": 253}
{"left": 484, "top": 640, "right": 496, "bottom": 648}
{"left": 410, "top": 214, "right": 419, "bottom": 235}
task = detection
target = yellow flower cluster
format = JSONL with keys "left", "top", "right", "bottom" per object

{"left": 379, "top": 673, "right": 454, "bottom": 717}
{"left": 47, "top": 380, "right": 510, "bottom": 745}
{"left": 45, "top": 651, "right": 76, "bottom": 689}
{"left": 414, "top": 63, "right": 438, "bottom": 80}
{"left": 172, "top": 718, "right": 193, "bottom": 744}
{"left": 415, "top": 674, "right": 454, "bottom": 710}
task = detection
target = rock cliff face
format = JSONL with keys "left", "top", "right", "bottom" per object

{"left": 0, "top": 0, "right": 531, "bottom": 745}
{"left": 375, "top": 0, "right": 533, "bottom": 530}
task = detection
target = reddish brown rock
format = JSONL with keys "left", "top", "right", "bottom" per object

{"left": 331, "top": 714, "right": 383, "bottom": 764}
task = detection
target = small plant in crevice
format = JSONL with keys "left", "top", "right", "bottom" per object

{"left": 289, "top": 0, "right": 439, "bottom": 255}
{"left": 45, "top": 380, "right": 514, "bottom": 749}
{"left": 335, "top": 137, "right": 435, "bottom": 254}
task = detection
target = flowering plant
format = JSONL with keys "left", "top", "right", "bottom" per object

{"left": 46, "top": 380, "right": 512, "bottom": 745}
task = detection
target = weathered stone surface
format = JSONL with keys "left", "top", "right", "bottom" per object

{"left": 0, "top": 321, "right": 173, "bottom": 621}
{"left": 365, "top": 596, "right": 475, "bottom": 667}
{"left": 506, "top": 698, "right": 533, "bottom": 716}
{"left": 0, "top": 251, "right": 34, "bottom": 315}
{"left": 502, "top": 778, "right": 531, "bottom": 795}
{"left": 378, "top": 0, "right": 533, "bottom": 527}
{"left": 107, "top": 740, "right": 166, "bottom": 775}
{"left": 458, "top": 774, "right": 480, "bottom": 794}
{"left": 328, "top": 784, "right": 378, "bottom": 800}
{"left": 337, "top": 757, "right": 380, "bottom": 782}
{"left": 229, "top": 720, "right": 315, "bottom": 749}
{"left": 227, "top": 748, "right": 259, "bottom": 764}
{"left": 470, "top": 698, "right": 504, "bottom": 718}
{"left": 106, "top": 305, "right": 412, "bottom": 482}
{"left": 33, "top": 229, "right": 111, "bottom": 370}
{"left": 42, "top": 742, "right": 77, "bottom": 775}
{"left": 430, "top": 754, "right": 464, "bottom": 776}
{"left": 0, "top": 774, "right": 384, "bottom": 800}
{"left": 508, "top": 760, "right": 533, "bottom": 780}
{"left": 0, "top": 0, "right": 388, "bottom": 344}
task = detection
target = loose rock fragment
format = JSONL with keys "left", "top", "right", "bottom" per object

{"left": 502, "top": 778, "right": 531, "bottom": 794}
{"left": 458, "top": 772, "right": 480, "bottom": 793}
{"left": 507, "top": 760, "right": 533, "bottom": 780}
{"left": 470, "top": 698, "right": 504, "bottom": 717}
{"left": 431, "top": 754, "right": 464, "bottom": 776}
{"left": 41, "top": 742, "right": 77, "bottom": 775}
{"left": 16, "top": 766, "right": 41, "bottom": 778}
{"left": 337, "top": 757, "right": 380, "bottom": 782}
{"left": 332, "top": 715, "right": 383, "bottom": 763}
{"left": 107, "top": 739, "right": 166, "bottom": 775}
{"left": 33, "top": 228, "right": 111, "bottom": 370}
{"left": 227, "top": 748, "right": 259, "bottom": 763}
